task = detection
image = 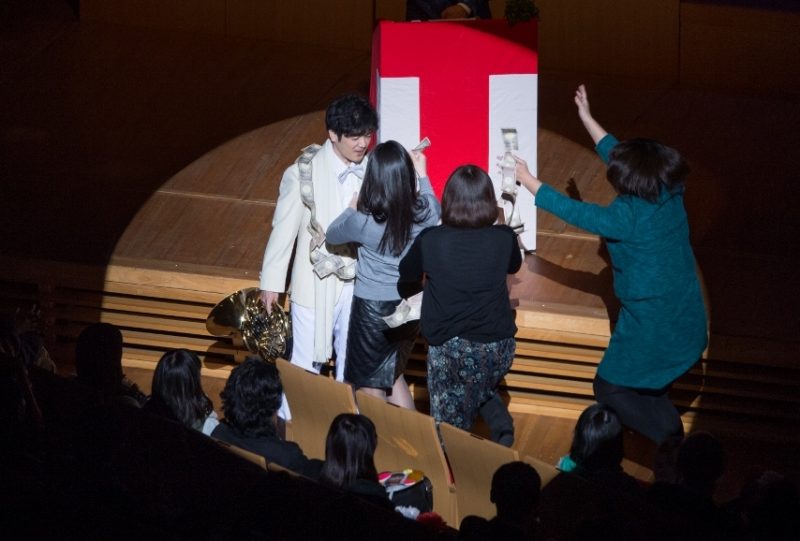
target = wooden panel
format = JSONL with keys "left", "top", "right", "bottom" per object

{"left": 163, "top": 119, "right": 298, "bottom": 199}
{"left": 277, "top": 358, "right": 358, "bottom": 460}
{"left": 536, "top": 0, "right": 680, "bottom": 82}
{"left": 241, "top": 112, "right": 328, "bottom": 201}
{"left": 439, "top": 423, "right": 519, "bottom": 522}
{"left": 376, "top": 0, "right": 513, "bottom": 21}
{"left": 375, "top": 0, "right": 407, "bottom": 21}
{"left": 680, "top": 4, "right": 800, "bottom": 96}
{"left": 81, "top": 0, "right": 227, "bottom": 35}
{"left": 226, "top": 0, "right": 375, "bottom": 50}
{"left": 113, "top": 195, "right": 275, "bottom": 271}
{"left": 355, "top": 391, "right": 458, "bottom": 526}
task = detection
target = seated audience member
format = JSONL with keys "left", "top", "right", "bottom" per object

{"left": 558, "top": 403, "right": 632, "bottom": 478}
{"left": 538, "top": 403, "right": 649, "bottom": 540}
{"left": 648, "top": 431, "right": 741, "bottom": 540}
{"left": 406, "top": 0, "right": 490, "bottom": 20}
{"left": 459, "top": 461, "right": 541, "bottom": 541}
{"left": 726, "top": 469, "right": 800, "bottom": 541}
{"left": 75, "top": 322, "right": 146, "bottom": 407}
{"left": 18, "top": 331, "right": 56, "bottom": 373}
{"left": 318, "top": 413, "right": 393, "bottom": 510}
{"left": 559, "top": 402, "right": 645, "bottom": 508}
{"left": 1, "top": 312, "right": 55, "bottom": 373}
{"left": 212, "top": 357, "right": 321, "bottom": 477}
{"left": 143, "top": 349, "right": 219, "bottom": 435}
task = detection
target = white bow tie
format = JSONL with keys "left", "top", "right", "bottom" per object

{"left": 338, "top": 163, "right": 365, "bottom": 183}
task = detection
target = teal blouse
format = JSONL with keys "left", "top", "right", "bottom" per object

{"left": 535, "top": 135, "right": 707, "bottom": 389}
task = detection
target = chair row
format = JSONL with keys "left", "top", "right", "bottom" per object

{"left": 274, "top": 358, "right": 558, "bottom": 527}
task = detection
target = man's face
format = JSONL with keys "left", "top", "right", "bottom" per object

{"left": 328, "top": 130, "right": 372, "bottom": 165}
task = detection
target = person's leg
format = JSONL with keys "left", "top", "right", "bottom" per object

{"left": 277, "top": 302, "right": 316, "bottom": 421}
{"left": 288, "top": 302, "right": 316, "bottom": 372}
{"left": 593, "top": 374, "right": 683, "bottom": 444}
{"left": 427, "top": 338, "right": 472, "bottom": 429}
{"left": 358, "top": 386, "right": 387, "bottom": 401}
{"left": 479, "top": 393, "right": 514, "bottom": 447}
{"left": 388, "top": 374, "right": 415, "bottom": 410}
{"left": 331, "top": 283, "right": 354, "bottom": 382}
{"left": 478, "top": 337, "right": 516, "bottom": 447}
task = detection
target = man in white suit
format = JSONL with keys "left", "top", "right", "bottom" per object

{"left": 259, "top": 94, "right": 378, "bottom": 389}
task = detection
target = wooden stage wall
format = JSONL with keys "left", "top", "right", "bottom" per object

{"left": 82, "top": 0, "right": 800, "bottom": 96}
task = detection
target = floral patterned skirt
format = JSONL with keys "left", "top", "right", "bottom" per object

{"left": 427, "top": 336, "right": 515, "bottom": 430}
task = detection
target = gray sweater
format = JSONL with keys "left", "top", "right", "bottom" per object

{"left": 326, "top": 176, "right": 441, "bottom": 300}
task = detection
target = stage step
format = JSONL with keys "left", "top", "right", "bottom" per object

{"left": 2, "top": 256, "right": 798, "bottom": 443}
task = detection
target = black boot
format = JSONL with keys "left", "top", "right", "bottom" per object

{"left": 479, "top": 393, "right": 514, "bottom": 447}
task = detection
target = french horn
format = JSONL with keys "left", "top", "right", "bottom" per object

{"left": 206, "top": 287, "right": 291, "bottom": 362}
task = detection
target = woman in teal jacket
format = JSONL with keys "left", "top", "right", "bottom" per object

{"left": 514, "top": 85, "right": 707, "bottom": 445}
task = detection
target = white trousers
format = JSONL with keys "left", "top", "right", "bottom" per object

{"left": 278, "top": 282, "right": 353, "bottom": 420}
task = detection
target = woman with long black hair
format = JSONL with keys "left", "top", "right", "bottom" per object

{"left": 144, "top": 348, "right": 218, "bottom": 435}
{"left": 327, "top": 140, "right": 440, "bottom": 409}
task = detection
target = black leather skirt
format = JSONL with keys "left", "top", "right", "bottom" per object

{"left": 345, "top": 296, "right": 419, "bottom": 390}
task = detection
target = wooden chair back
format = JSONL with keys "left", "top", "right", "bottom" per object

{"left": 521, "top": 454, "right": 560, "bottom": 488}
{"left": 213, "top": 437, "right": 267, "bottom": 470}
{"left": 438, "top": 422, "right": 519, "bottom": 522}
{"left": 276, "top": 358, "right": 358, "bottom": 460}
{"left": 355, "top": 390, "right": 457, "bottom": 527}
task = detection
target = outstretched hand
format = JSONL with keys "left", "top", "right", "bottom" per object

{"left": 574, "top": 84, "right": 592, "bottom": 123}
{"left": 573, "top": 84, "right": 608, "bottom": 144}
{"left": 510, "top": 155, "right": 542, "bottom": 196}
{"left": 410, "top": 149, "right": 427, "bottom": 179}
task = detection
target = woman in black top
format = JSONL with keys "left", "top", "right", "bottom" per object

{"left": 399, "top": 165, "right": 521, "bottom": 446}
{"left": 318, "top": 414, "right": 392, "bottom": 509}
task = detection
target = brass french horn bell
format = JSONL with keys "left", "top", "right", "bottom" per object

{"left": 206, "top": 287, "right": 291, "bottom": 362}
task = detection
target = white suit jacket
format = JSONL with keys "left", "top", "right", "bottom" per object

{"left": 260, "top": 139, "right": 363, "bottom": 304}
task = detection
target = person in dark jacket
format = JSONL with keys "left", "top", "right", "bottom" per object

{"left": 212, "top": 357, "right": 320, "bottom": 477}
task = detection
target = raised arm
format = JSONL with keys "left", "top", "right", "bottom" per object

{"left": 575, "top": 84, "right": 608, "bottom": 145}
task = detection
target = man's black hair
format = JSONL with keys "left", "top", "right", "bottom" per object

{"left": 325, "top": 94, "right": 378, "bottom": 139}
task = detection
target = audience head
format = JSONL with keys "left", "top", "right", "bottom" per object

{"left": 676, "top": 431, "right": 725, "bottom": 492}
{"left": 319, "top": 413, "right": 379, "bottom": 489}
{"left": 606, "top": 138, "right": 689, "bottom": 203}
{"left": 75, "top": 322, "right": 124, "bottom": 398}
{"left": 150, "top": 349, "right": 213, "bottom": 430}
{"left": 490, "top": 461, "right": 542, "bottom": 521}
{"left": 358, "top": 140, "right": 424, "bottom": 256}
{"left": 219, "top": 356, "right": 281, "bottom": 438}
{"left": 325, "top": 93, "right": 378, "bottom": 140}
{"left": 570, "top": 403, "right": 624, "bottom": 473}
{"left": 738, "top": 469, "right": 800, "bottom": 540}
{"left": 441, "top": 165, "right": 498, "bottom": 228}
